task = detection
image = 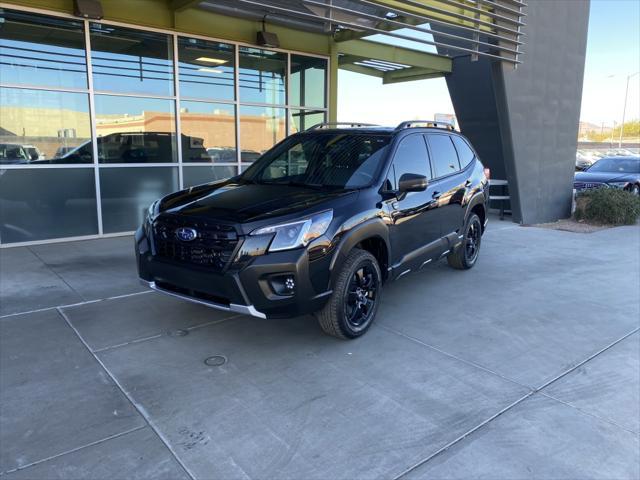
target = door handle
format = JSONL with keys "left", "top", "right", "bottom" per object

{"left": 432, "top": 191, "right": 441, "bottom": 199}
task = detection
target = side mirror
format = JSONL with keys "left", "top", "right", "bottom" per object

{"left": 398, "top": 173, "right": 428, "bottom": 193}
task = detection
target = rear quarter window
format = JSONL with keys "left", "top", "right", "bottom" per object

{"left": 427, "top": 134, "right": 460, "bottom": 178}
{"left": 451, "top": 136, "right": 475, "bottom": 167}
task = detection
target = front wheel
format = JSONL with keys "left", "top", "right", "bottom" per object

{"left": 448, "top": 213, "right": 482, "bottom": 270}
{"left": 316, "top": 249, "right": 382, "bottom": 339}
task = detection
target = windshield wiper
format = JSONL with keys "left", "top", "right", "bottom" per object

{"left": 252, "top": 180, "right": 326, "bottom": 189}
{"left": 281, "top": 181, "right": 326, "bottom": 189}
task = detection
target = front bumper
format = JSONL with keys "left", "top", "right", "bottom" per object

{"left": 139, "top": 279, "right": 266, "bottom": 318}
{"left": 135, "top": 226, "right": 332, "bottom": 319}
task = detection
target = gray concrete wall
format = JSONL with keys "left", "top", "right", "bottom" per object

{"left": 440, "top": 0, "right": 590, "bottom": 224}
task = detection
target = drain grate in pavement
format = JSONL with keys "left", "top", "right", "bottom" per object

{"left": 204, "top": 355, "right": 227, "bottom": 367}
{"left": 167, "top": 329, "right": 189, "bottom": 337}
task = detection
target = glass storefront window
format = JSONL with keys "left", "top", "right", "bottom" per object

{"left": 99, "top": 167, "right": 178, "bottom": 233}
{"left": 239, "top": 47, "right": 286, "bottom": 105}
{"left": 89, "top": 24, "right": 174, "bottom": 96}
{"left": 183, "top": 165, "right": 237, "bottom": 188}
{"left": 239, "top": 105, "right": 285, "bottom": 162}
{"left": 0, "top": 8, "right": 330, "bottom": 244}
{"left": 178, "top": 37, "right": 234, "bottom": 101}
{"left": 0, "top": 88, "right": 92, "bottom": 164}
{"left": 94, "top": 95, "right": 177, "bottom": 163}
{"left": 290, "top": 109, "right": 326, "bottom": 134}
{"left": 0, "top": 168, "right": 98, "bottom": 243}
{"left": 290, "top": 55, "right": 327, "bottom": 108}
{"left": 0, "top": 10, "right": 87, "bottom": 90}
{"left": 180, "top": 101, "right": 236, "bottom": 163}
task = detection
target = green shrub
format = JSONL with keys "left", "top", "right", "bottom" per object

{"left": 575, "top": 188, "right": 640, "bottom": 225}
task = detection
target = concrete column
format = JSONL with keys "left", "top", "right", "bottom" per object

{"left": 439, "top": 0, "right": 590, "bottom": 224}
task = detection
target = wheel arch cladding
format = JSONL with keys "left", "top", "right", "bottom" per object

{"left": 471, "top": 202, "right": 486, "bottom": 232}
{"left": 330, "top": 218, "right": 390, "bottom": 282}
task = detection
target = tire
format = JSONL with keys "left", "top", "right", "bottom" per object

{"left": 631, "top": 184, "right": 640, "bottom": 196}
{"left": 448, "top": 213, "right": 482, "bottom": 270}
{"left": 316, "top": 248, "right": 382, "bottom": 339}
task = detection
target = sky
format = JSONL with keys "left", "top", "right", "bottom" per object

{"left": 337, "top": 0, "right": 640, "bottom": 128}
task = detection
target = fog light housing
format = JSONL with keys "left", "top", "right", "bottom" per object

{"left": 284, "top": 276, "right": 295, "bottom": 291}
{"left": 270, "top": 274, "right": 296, "bottom": 296}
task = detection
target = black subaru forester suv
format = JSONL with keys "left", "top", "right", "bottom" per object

{"left": 136, "top": 121, "right": 489, "bottom": 339}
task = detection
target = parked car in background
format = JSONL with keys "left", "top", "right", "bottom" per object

{"left": 605, "top": 148, "right": 636, "bottom": 156}
{"left": 53, "top": 146, "right": 77, "bottom": 158}
{"left": 0, "top": 143, "right": 30, "bottom": 164}
{"left": 136, "top": 121, "right": 489, "bottom": 339}
{"left": 240, "top": 150, "right": 262, "bottom": 162}
{"left": 575, "top": 149, "right": 603, "bottom": 171}
{"left": 574, "top": 156, "right": 640, "bottom": 195}
{"left": 33, "top": 132, "right": 208, "bottom": 164}
{"left": 23, "top": 145, "right": 45, "bottom": 161}
{"left": 207, "top": 147, "right": 236, "bottom": 163}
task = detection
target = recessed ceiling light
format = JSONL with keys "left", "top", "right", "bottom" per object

{"left": 198, "top": 67, "right": 223, "bottom": 73}
{"left": 195, "top": 57, "right": 227, "bottom": 64}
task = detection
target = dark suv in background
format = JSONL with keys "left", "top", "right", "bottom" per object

{"left": 136, "top": 121, "right": 489, "bottom": 339}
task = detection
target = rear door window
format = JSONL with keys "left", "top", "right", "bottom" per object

{"left": 388, "top": 133, "right": 431, "bottom": 189}
{"left": 427, "top": 134, "right": 460, "bottom": 178}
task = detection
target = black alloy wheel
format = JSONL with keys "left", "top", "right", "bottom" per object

{"left": 464, "top": 216, "right": 482, "bottom": 265}
{"left": 344, "top": 263, "right": 379, "bottom": 330}
{"left": 316, "top": 249, "right": 382, "bottom": 339}
{"left": 447, "top": 213, "right": 482, "bottom": 270}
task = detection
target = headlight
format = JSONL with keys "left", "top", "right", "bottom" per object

{"left": 251, "top": 210, "right": 333, "bottom": 252}
{"left": 607, "top": 182, "right": 629, "bottom": 189}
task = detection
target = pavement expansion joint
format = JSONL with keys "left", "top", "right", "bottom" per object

{"left": 55, "top": 307, "right": 198, "bottom": 480}
{"left": 389, "top": 325, "right": 640, "bottom": 478}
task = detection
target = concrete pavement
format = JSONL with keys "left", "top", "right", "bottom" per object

{"left": 1, "top": 216, "right": 638, "bottom": 479}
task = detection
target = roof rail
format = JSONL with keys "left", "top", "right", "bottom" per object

{"left": 395, "top": 120, "right": 455, "bottom": 131}
{"left": 307, "top": 122, "right": 381, "bottom": 131}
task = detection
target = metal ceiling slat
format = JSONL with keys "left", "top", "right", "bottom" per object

{"left": 359, "top": 60, "right": 405, "bottom": 70}
{"left": 303, "top": 0, "right": 522, "bottom": 56}
{"left": 353, "top": 0, "right": 524, "bottom": 46}
{"left": 355, "top": 61, "right": 395, "bottom": 71}
{"left": 230, "top": 0, "right": 522, "bottom": 64}
{"left": 428, "top": 0, "right": 526, "bottom": 25}
{"left": 360, "top": 59, "right": 410, "bottom": 68}
{"left": 481, "top": 0, "right": 527, "bottom": 17}
{"left": 373, "top": 0, "right": 524, "bottom": 35}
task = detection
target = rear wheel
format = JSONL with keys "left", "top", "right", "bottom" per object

{"left": 631, "top": 184, "right": 640, "bottom": 196}
{"left": 448, "top": 213, "right": 482, "bottom": 270}
{"left": 316, "top": 249, "right": 381, "bottom": 339}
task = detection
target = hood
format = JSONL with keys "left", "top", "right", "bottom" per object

{"left": 158, "top": 180, "right": 357, "bottom": 224}
{"left": 574, "top": 171, "right": 639, "bottom": 183}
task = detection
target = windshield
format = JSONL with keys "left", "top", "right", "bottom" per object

{"left": 239, "top": 133, "right": 391, "bottom": 189}
{"left": 587, "top": 157, "right": 640, "bottom": 174}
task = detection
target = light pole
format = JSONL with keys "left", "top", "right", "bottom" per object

{"left": 619, "top": 71, "right": 639, "bottom": 148}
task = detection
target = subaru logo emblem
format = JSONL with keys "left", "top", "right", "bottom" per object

{"left": 175, "top": 227, "right": 197, "bottom": 242}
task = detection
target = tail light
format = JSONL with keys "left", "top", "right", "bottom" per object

{"left": 483, "top": 167, "right": 491, "bottom": 181}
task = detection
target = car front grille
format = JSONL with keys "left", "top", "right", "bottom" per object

{"left": 152, "top": 215, "right": 239, "bottom": 271}
{"left": 574, "top": 181, "right": 604, "bottom": 190}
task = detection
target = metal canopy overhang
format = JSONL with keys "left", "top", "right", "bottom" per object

{"left": 185, "top": 0, "right": 525, "bottom": 82}
{"left": 335, "top": 39, "right": 452, "bottom": 84}
{"left": 2, "top": 0, "right": 525, "bottom": 83}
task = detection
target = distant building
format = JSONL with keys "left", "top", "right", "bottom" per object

{"left": 434, "top": 113, "right": 457, "bottom": 130}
